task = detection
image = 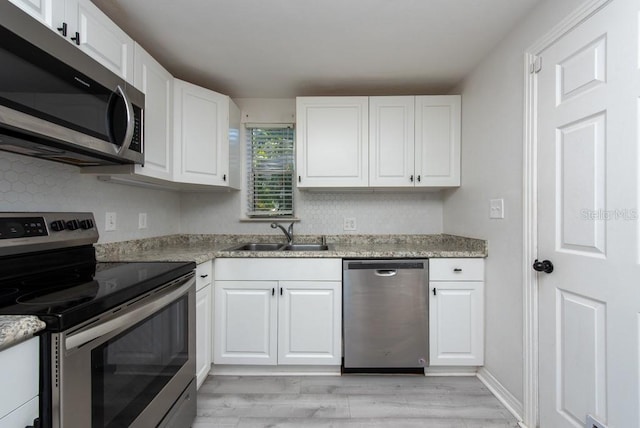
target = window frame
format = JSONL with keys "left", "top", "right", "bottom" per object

{"left": 243, "top": 124, "right": 296, "bottom": 220}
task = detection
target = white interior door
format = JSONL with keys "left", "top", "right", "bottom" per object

{"left": 536, "top": 1, "right": 640, "bottom": 426}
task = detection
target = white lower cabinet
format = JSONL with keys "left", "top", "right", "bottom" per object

{"left": 213, "top": 258, "right": 342, "bottom": 366}
{"left": 278, "top": 281, "right": 341, "bottom": 365}
{"left": 0, "top": 337, "right": 39, "bottom": 428}
{"left": 429, "top": 258, "right": 484, "bottom": 366}
{"left": 195, "top": 261, "right": 212, "bottom": 388}
{"left": 214, "top": 280, "right": 278, "bottom": 365}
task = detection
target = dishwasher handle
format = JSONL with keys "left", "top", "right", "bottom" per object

{"left": 374, "top": 269, "right": 397, "bottom": 277}
{"left": 346, "top": 261, "right": 425, "bottom": 270}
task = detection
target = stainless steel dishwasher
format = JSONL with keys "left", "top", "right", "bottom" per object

{"left": 343, "top": 259, "right": 429, "bottom": 371}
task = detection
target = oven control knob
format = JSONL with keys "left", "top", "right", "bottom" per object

{"left": 79, "top": 219, "right": 94, "bottom": 229}
{"left": 66, "top": 219, "right": 80, "bottom": 231}
{"left": 50, "top": 220, "right": 66, "bottom": 231}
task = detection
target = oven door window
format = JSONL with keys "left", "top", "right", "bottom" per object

{"left": 91, "top": 295, "right": 188, "bottom": 428}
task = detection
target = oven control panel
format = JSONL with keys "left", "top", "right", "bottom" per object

{"left": 0, "top": 212, "right": 98, "bottom": 256}
{"left": 0, "top": 216, "right": 47, "bottom": 239}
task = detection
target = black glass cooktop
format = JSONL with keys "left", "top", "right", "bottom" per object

{"left": 0, "top": 247, "right": 195, "bottom": 331}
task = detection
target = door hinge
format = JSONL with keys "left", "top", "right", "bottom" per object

{"left": 530, "top": 56, "right": 542, "bottom": 74}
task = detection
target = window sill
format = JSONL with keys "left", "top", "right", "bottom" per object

{"left": 239, "top": 217, "right": 300, "bottom": 223}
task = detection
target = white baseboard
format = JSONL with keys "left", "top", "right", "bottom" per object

{"left": 210, "top": 364, "right": 342, "bottom": 376}
{"left": 476, "top": 367, "right": 525, "bottom": 425}
{"left": 424, "top": 366, "right": 478, "bottom": 376}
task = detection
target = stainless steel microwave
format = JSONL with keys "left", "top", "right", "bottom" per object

{"left": 0, "top": 1, "right": 144, "bottom": 167}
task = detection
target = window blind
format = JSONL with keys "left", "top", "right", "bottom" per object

{"left": 246, "top": 126, "right": 295, "bottom": 217}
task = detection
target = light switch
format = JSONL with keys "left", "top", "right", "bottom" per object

{"left": 105, "top": 212, "right": 117, "bottom": 231}
{"left": 490, "top": 199, "right": 504, "bottom": 219}
{"left": 138, "top": 213, "right": 147, "bottom": 229}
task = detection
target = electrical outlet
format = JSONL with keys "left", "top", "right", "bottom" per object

{"left": 489, "top": 199, "right": 504, "bottom": 219}
{"left": 138, "top": 212, "right": 147, "bottom": 229}
{"left": 343, "top": 217, "right": 357, "bottom": 231}
{"left": 105, "top": 212, "right": 117, "bottom": 231}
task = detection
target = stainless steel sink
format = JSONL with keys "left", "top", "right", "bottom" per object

{"left": 223, "top": 243, "right": 285, "bottom": 251}
{"left": 222, "top": 243, "right": 330, "bottom": 252}
{"left": 281, "top": 244, "right": 329, "bottom": 251}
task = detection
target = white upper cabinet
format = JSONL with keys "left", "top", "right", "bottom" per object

{"left": 296, "top": 97, "right": 369, "bottom": 188}
{"left": 14, "top": 0, "right": 135, "bottom": 83}
{"left": 369, "top": 96, "right": 416, "bottom": 187}
{"left": 132, "top": 43, "right": 173, "bottom": 181}
{"left": 297, "top": 95, "right": 461, "bottom": 189}
{"left": 173, "top": 79, "right": 240, "bottom": 188}
{"left": 66, "top": 0, "right": 134, "bottom": 83}
{"left": 8, "top": 0, "right": 61, "bottom": 28}
{"left": 415, "top": 95, "right": 461, "bottom": 187}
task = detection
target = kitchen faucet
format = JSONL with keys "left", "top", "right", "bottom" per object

{"left": 271, "top": 222, "right": 294, "bottom": 244}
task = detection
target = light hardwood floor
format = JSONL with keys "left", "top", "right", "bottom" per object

{"left": 193, "top": 375, "right": 519, "bottom": 427}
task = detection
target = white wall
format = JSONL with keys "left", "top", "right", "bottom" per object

{"left": 0, "top": 151, "right": 181, "bottom": 243}
{"left": 443, "top": 0, "right": 587, "bottom": 409}
{"left": 180, "top": 98, "right": 445, "bottom": 235}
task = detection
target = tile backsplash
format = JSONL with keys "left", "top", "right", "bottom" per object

{"left": 0, "top": 151, "right": 181, "bottom": 243}
{"left": 180, "top": 189, "right": 443, "bottom": 235}
{"left": 1, "top": 150, "right": 443, "bottom": 242}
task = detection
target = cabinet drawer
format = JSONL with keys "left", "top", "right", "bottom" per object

{"left": 0, "top": 338, "right": 38, "bottom": 420}
{"left": 196, "top": 261, "right": 212, "bottom": 291}
{"left": 429, "top": 258, "right": 484, "bottom": 281}
{"left": 0, "top": 396, "right": 39, "bottom": 428}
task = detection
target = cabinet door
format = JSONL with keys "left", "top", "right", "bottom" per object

{"left": 133, "top": 44, "right": 173, "bottom": 181}
{"left": 296, "top": 97, "right": 369, "bottom": 187}
{"left": 8, "top": 0, "right": 60, "bottom": 28}
{"left": 0, "top": 396, "right": 39, "bottom": 428}
{"left": 369, "top": 96, "right": 416, "bottom": 187}
{"left": 174, "top": 79, "right": 229, "bottom": 186}
{"left": 0, "top": 338, "right": 38, "bottom": 421}
{"left": 429, "top": 281, "right": 484, "bottom": 366}
{"left": 64, "top": 0, "right": 134, "bottom": 83}
{"left": 415, "top": 95, "right": 461, "bottom": 187}
{"left": 213, "top": 281, "right": 278, "bottom": 365}
{"left": 195, "top": 283, "right": 212, "bottom": 388}
{"left": 278, "top": 281, "right": 342, "bottom": 365}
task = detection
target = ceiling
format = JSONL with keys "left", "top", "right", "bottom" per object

{"left": 90, "top": 0, "right": 542, "bottom": 98}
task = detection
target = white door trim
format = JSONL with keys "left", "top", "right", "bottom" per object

{"left": 522, "top": 1, "right": 612, "bottom": 427}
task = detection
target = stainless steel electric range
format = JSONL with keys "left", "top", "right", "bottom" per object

{"left": 0, "top": 212, "right": 197, "bottom": 428}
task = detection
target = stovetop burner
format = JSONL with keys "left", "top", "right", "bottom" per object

{"left": 0, "top": 212, "right": 195, "bottom": 331}
{"left": 16, "top": 282, "right": 99, "bottom": 306}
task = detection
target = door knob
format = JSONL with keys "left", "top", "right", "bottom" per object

{"left": 533, "top": 259, "right": 554, "bottom": 274}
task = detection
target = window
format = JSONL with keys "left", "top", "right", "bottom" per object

{"left": 246, "top": 126, "right": 295, "bottom": 217}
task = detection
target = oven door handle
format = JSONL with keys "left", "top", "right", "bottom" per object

{"left": 65, "top": 274, "right": 195, "bottom": 350}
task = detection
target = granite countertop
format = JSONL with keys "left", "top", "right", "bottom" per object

{"left": 0, "top": 315, "right": 46, "bottom": 351}
{"left": 96, "top": 234, "right": 487, "bottom": 264}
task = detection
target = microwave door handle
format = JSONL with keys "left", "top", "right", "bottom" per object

{"left": 115, "top": 85, "right": 135, "bottom": 155}
{"left": 107, "top": 85, "right": 135, "bottom": 155}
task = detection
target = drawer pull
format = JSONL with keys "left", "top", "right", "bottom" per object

{"left": 453, "top": 268, "right": 463, "bottom": 272}
{"left": 200, "top": 274, "right": 209, "bottom": 278}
